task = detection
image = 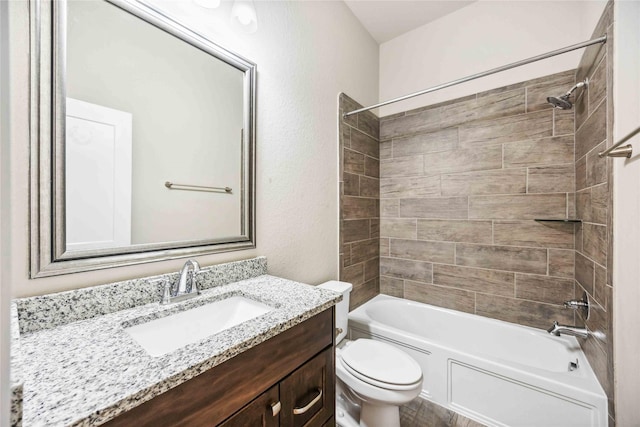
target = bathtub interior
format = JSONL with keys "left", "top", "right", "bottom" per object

{"left": 348, "top": 294, "right": 608, "bottom": 427}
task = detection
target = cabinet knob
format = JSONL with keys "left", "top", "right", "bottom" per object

{"left": 270, "top": 401, "right": 281, "bottom": 417}
{"left": 293, "top": 388, "right": 323, "bottom": 415}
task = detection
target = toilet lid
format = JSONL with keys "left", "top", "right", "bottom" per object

{"left": 340, "top": 339, "right": 422, "bottom": 386}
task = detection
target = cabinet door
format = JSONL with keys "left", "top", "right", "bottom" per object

{"left": 280, "top": 347, "right": 335, "bottom": 427}
{"left": 219, "top": 385, "right": 280, "bottom": 427}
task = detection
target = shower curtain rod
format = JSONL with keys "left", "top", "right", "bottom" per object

{"left": 343, "top": 34, "right": 607, "bottom": 118}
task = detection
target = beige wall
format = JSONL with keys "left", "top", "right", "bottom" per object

{"left": 379, "top": 0, "right": 608, "bottom": 116}
{"left": 612, "top": 0, "right": 640, "bottom": 424}
{"left": 0, "top": 0, "right": 11, "bottom": 422}
{"left": 7, "top": 0, "right": 379, "bottom": 297}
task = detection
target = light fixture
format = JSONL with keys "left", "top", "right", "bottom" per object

{"left": 231, "top": 0, "right": 258, "bottom": 33}
{"left": 193, "top": 0, "right": 221, "bottom": 9}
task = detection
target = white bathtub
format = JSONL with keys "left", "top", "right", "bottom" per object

{"left": 348, "top": 294, "right": 607, "bottom": 427}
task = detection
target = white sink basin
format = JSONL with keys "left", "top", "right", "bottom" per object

{"left": 125, "top": 296, "right": 274, "bottom": 357}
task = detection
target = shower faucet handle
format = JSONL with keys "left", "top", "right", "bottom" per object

{"left": 563, "top": 300, "right": 589, "bottom": 309}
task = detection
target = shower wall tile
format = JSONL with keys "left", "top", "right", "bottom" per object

{"left": 458, "top": 110, "right": 553, "bottom": 147}
{"left": 526, "top": 164, "right": 575, "bottom": 194}
{"left": 380, "top": 107, "right": 442, "bottom": 140}
{"left": 380, "top": 257, "right": 433, "bottom": 283}
{"left": 389, "top": 239, "right": 455, "bottom": 264}
{"left": 422, "top": 146, "right": 503, "bottom": 176}
{"left": 360, "top": 176, "right": 380, "bottom": 197}
{"left": 365, "top": 156, "right": 380, "bottom": 178}
{"left": 380, "top": 276, "right": 404, "bottom": 298}
{"left": 593, "top": 263, "right": 607, "bottom": 309}
{"left": 344, "top": 172, "right": 359, "bottom": 196}
{"left": 576, "top": 155, "right": 587, "bottom": 191}
{"left": 475, "top": 293, "right": 574, "bottom": 330}
{"left": 586, "top": 141, "right": 607, "bottom": 187}
{"left": 441, "top": 168, "right": 526, "bottom": 196}
{"left": 380, "top": 238, "right": 390, "bottom": 257}
{"left": 514, "top": 274, "right": 574, "bottom": 305}
{"left": 350, "top": 278, "right": 380, "bottom": 310}
{"left": 404, "top": 281, "right": 475, "bottom": 314}
{"left": 416, "top": 220, "right": 492, "bottom": 244}
{"left": 351, "top": 128, "right": 379, "bottom": 158}
{"left": 575, "top": 100, "right": 607, "bottom": 159}
{"left": 582, "top": 223, "right": 607, "bottom": 266}
{"left": 455, "top": 244, "right": 548, "bottom": 275}
{"left": 381, "top": 156, "right": 424, "bottom": 177}
{"left": 502, "top": 135, "right": 574, "bottom": 167}
{"left": 342, "top": 196, "right": 378, "bottom": 219}
{"left": 400, "top": 197, "right": 469, "bottom": 219}
{"left": 468, "top": 194, "right": 567, "bottom": 219}
{"left": 380, "top": 141, "right": 392, "bottom": 159}
{"left": 548, "top": 249, "right": 574, "bottom": 278}
{"left": 341, "top": 263, "right": 364, "bottom": 287}
{"left": 588, "top": 56, "right": 607, "bottom": 114}
{"left": 359, "top": 110, "right": 380, "bottom": 140}
{"left": 381, "top": 199, "right": 399, "bottom": 218}
{"left": 575, "top": 251, "right": 595, "bottom": 294}
{"left": 380, "top": 176, "right": 440, "bottom": 198}
{"left": 552, "top": 109, "right": 575, "bottom": 136}
{"left": 339, "top": 94, "right": 380, "bottom": 309}
{"left": 432, "top": 264, "right": 515, "bottom": 297}
{"left": 342, "top": 219, "right": 370, "bottom": 243}
{"left": 380, "top": 219, "right": 417, "bottom": 239}
{"left": 364, "top": 258, "right": 379, "bottom": 282}
{"left": 379, "top": 69, "right": 578, "bottom": 331}
{"left": 349, "top": 238, "right": 379, "bottom": 266}
{"left": 344, "top": 149, "right": 365, "bottom": 175}
{"left": 493, "top": 220, "right": 574, "bottom": 249}
{"left": 392, "top": 128, "right": 458, "bottom": 157}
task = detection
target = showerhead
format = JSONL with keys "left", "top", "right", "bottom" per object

{"left": 546, "top": 95, "right": 573, "bottom": 110}
{"left": 547, "top": 78, "right": 588, "bottom": 110}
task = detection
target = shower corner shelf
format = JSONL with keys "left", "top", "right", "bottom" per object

{"left": 534, "top": 218, "right": 582, "bottom": 223}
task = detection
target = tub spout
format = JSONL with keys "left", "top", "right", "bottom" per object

{"left": 547, "top": 321, "right": 590, "bottom": 339}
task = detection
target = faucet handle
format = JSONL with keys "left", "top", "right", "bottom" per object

{"left": 161, "top": 281, "right": 172, "bottom": 305}
{"left": 562, "top": 291, "right": 590, "bottom": 320}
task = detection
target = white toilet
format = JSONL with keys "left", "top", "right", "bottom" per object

{"left": 318, "top": 281, "right": 423, "bottom": 427}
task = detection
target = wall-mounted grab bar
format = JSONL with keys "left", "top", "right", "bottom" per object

{"left": 164, "top": 181, "right": 232, "bottom": 193}
{"left": 599, "top": 126, "right": 640, "bottom": 158}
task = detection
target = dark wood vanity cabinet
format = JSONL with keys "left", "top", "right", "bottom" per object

{"left": 104, "top": 308, "right": 335, "bottom": 427}
{"left": 222, "top": 347, "right": 334, "bottom": 427}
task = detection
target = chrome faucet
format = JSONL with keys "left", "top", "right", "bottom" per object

{"left": 547, "top": 321, "right": 590, "bottom": 339}
{"left": 161, "top": 259, "right": 201, "bottom": 305}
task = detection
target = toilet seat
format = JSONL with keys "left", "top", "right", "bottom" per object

{"left": 339, "top": 339, "right": 422, "bottom": 391}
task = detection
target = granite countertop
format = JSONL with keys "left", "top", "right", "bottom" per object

{"left": 12, "top": 258, "right": 340, "bottom": 426}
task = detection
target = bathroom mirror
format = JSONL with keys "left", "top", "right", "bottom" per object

{"left": 29, "top": 0, "right": 256, "bottom": 277}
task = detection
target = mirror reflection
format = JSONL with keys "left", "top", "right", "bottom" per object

{"left": 65, "top": 0, "right": 245, "bottom": 252}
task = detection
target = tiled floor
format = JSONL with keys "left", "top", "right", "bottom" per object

{"left": 400, "top": 397, "right": 486, "bottom": 427}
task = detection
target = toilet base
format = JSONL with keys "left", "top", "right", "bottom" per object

{"left": 360, "top": 402, "right": 400, "bottom": 427}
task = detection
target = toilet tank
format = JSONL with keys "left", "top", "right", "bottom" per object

{"left": 318, "top": 281, "right": 352, "bottom": 344}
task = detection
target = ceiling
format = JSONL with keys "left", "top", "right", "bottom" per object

{"left": 344, "top": 0, "right": 477, "bottom": 44}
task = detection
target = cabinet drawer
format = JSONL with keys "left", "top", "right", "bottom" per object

{"left": 280, "top": 347, "right": 335, "bottom": 427}
{"left": 219, "top": 385, "right": 280, "bottom": 427}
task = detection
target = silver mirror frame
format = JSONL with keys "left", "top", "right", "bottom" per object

{"left": 29, "top": 0, "right": 257, "bottom": 278}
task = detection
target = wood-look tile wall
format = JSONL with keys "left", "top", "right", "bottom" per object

{"left": 574, "top": 2, "right": 615, "bottom": 423}
{"left": 339, "top": 94, "right": 381, "bottom": 310}
{"left": 379, "top": 69, "right": 579, "bottom": 331}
